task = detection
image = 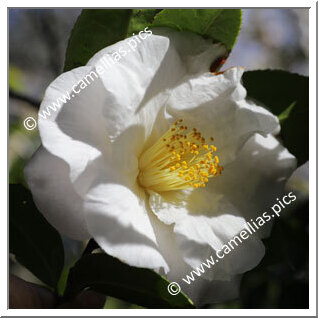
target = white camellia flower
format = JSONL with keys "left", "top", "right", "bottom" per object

{"left": 25, "top": 28, "right": 296, "bottom": 306}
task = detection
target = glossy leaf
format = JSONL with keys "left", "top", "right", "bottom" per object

{"left": 127, "top": 9, "right": 160, "bottom": 34}
{"left": 242, "top": 70, "right": 309, "bottom": 166}
{"left": 152, "top": 9, "right": 242, "bottom": 50}
{"left": 64, "top": 253, "right": 194, "bottom": 309}
{"left": 64, "top": 9, "right": 242, "bottom": 72}
{"left": 64, "top": 9, "right": 132, "bottom": 71}
{"left": 9, "top": 184, "right": 64, "bottom": 288}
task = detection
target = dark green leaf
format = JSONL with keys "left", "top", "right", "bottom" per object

{"left": 242, "top": 70, "right": 309, "bottom": 166}
{"left": 64, "top": 253, "right": 194, "bottom": 309}
{"left": 9, "top": 184, "right": 64, "bottom": 288}
{"left": 64, "top": 9, "right": 132, "bottom": 71}
{"left": 152, "top": 9, "right": 242, "bottom": 50}
{"left": 237, "top": 201, "right": 309, "bottom": 309}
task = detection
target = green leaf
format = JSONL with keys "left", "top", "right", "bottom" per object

{"left": 64, "top": 253, "right": 194, "bottom": 309}
{"left": 9, "top": 184, "right": 64, "bottom": 288}
{"left": 278, "top": 101, "right": 296, "bottom": 124}
{"left": 64, "top": 9, "right": 241, "bottom": 72}
{"left": 152, "top": 9, "right": 242, "bottom": 50}
{"left": 127, "top": 9, "right": 160, "bottom": 34}
{"left": 64, "top": 9, "right": 132, "bottom": 71}
{"left": 242, "top": 70, "right": 309, "bottom": 166}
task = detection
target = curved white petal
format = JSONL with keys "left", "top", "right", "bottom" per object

{"left": 86, "top": 28, "right": 226, "bottom": 141}
{"left": 147, "top": 215, "right": 243, "bottom": 306}
{"left": 84, "top": 182, "right": 169, "bottom": 272}
{"left": 38, "top": 66, "right": 108, "bottom": 182}
{"left": 24, "top": 147, "right": 90, "bottom": 240}
{"left": 38, "top": 30, "right": 227, "bottom": 183}
{"left": 165, "top": 67, "right": 280, "bottom": 165}
{"left": 149, "top": 189, "right": 265, "bottom": 280}
{"left": 209, "top": 133, "right": 297, "bottom": 238}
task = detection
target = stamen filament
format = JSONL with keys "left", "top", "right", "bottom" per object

{"left": 138, "top": 120, "right": 223, "bottom": 192}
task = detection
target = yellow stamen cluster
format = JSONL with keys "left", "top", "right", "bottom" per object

{"left": 138, "top": 119, "right": 223, "bottom": 192}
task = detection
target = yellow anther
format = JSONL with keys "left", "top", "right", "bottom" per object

{"left": 138, "top": 119, "right": 222, "bottom": 191}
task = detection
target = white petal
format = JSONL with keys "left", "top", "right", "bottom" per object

{"left": 209, "top": 133, "right": 297, "bottom": 238}
{"left": 86, "top": 28, "right": 226, "bottom": 141}
{"left": 152, "top": 27, "right": 227, "bottom": 74}
{"left": 24, "top": 147, "right": 90, "bottom": 240}
{"left": 38, "top": 30, "right": 227, "bottom": 183}
{"left": 166, "top": 67, "right": 280, "bottom": 165}
{"left": 38, "top": 66, "right": 108, "bottom": 182}
{"left": 84, "top": 183, "right": 169, "bottom": 272}
{"left": 149, "top": 189, "right": 265, "bottom": 280}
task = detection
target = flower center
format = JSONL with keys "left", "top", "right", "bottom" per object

{"left": 138, "top": 119, "right": 223, "bottom": 192}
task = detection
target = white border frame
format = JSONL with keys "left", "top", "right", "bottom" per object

{"left": 3, "top": 1, "right": 316, "bottom": 316}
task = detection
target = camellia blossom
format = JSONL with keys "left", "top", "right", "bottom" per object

{"left": 25, "top": 28, "right": 296, "bottom": 306}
